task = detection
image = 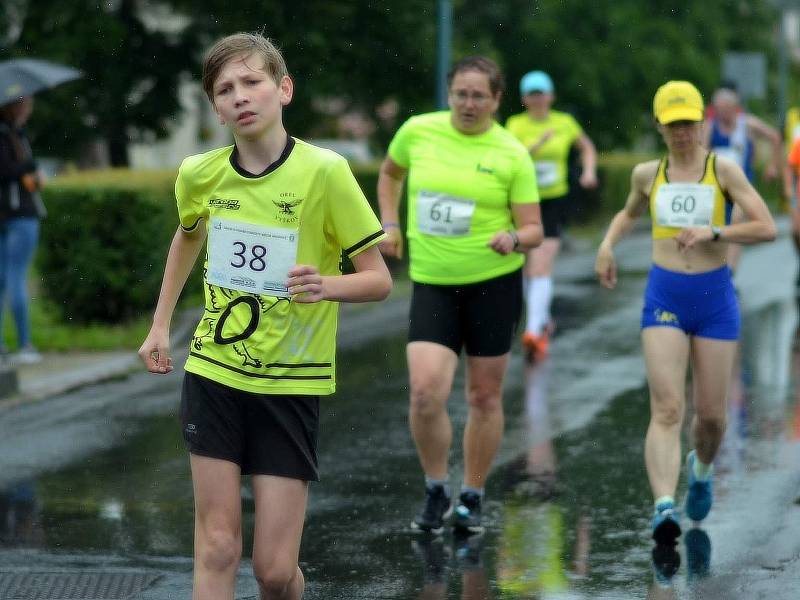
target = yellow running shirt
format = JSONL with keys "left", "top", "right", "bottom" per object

{"left": 388, "top": 111, "right": 539, "bottom": 285}
{"left": 649, "top": 152, "right": 731, "bottom": 240}
{"left": 505, "top": 109, "right": 582, "bottom": 200}
{"left": 176, "top": 138, "right": 385, "bottom": 395}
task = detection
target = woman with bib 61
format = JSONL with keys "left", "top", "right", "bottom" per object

{"left": 594, "top": 81, "right": 775, "bottom": 544}
{"left": 378, "top": 56, "right": 542, "bottom": 535}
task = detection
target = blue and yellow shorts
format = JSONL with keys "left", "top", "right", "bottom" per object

{"left": 641, "top": 264, "right": 739, "bottom": 340}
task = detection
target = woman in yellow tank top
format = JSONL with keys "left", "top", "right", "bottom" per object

{"left": 594, "top": 81, "right": 775, "bottom": 545}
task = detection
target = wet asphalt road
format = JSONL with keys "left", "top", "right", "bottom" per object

{"left": 0, "top": 226, "right": 798, "bottom": 599}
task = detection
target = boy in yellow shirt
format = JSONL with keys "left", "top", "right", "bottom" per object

{"left": 138, "top": 33, "right": 391, "bottom": 599}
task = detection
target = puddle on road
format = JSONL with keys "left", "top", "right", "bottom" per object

{"left": 1, "top": 298, "right": 798, "bottom": 599}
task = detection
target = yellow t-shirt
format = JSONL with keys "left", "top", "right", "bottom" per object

{"left": 505, "top": 109, "right": 583, "bottom": 199}
{"left": 649, "top": 152, "right": 732, "bottom": 240}
{"left": 388, "top": 111, "right": 539, "bottom": 285}
{"left": 177, "top": 138, "right": 385, "bottom": 395}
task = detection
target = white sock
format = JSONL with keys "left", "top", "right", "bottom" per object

{"left": 655, "top": 495, "right": 675, "bottom": 509}
{"left": 525, "top": 276, "right": 553, "bottom": 335}
{"left": 692, "top": 457, "right": 714, "bottom": 481}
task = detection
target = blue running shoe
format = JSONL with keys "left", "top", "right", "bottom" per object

{"left": 685, "top": 450, "right": 713, "bottom": 522}
{"left": 652, "top": 501, "right": 681, "bottom": 544}
{"left": 685, "top": 528, "right": 711, "bottom": 581}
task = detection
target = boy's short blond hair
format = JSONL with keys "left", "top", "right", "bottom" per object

{"left": 202, "top": 33, "right": 289, "bottom": 101}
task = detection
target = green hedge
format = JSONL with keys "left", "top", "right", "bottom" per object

{"left": 39, "top": 170, "right": 180, "bottom": 324}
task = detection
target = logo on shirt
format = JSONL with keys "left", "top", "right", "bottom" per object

{"left": 209, "top": 197, "right": 241, "bottom": 210}
{"left": 230, "top": 276, "right": 256, "bottom": 289}
{"left": 476, "top": 163, "right": 494, "bottom": 174}
{"left": 272, "top": 193, "right": 303, "bottom": 223}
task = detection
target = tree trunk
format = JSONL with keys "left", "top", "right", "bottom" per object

{"left": 108, "top": 133, "right": 129, "bottom": 167}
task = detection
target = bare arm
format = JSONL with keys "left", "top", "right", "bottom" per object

{"left": 595, "top": 162, "right": 655, "bottom": 288}
{"left": 672, "top": 158, "right": 776, "bottom": 251}
{"left": 377, "top": 156, "right": 408, "bottom": 258}
{"left": 138, "top": 225, "right": 207, "bottom": 373}
{"left": 287, "top": 244, "right": 392, "bottom": 304}
{"left": 713, "top": 157, "right": 777, "bottom": 244}
{"left": 574, "top": 133, "right": 598, "bottom": 188}
{"left": 487, "top": 202, "right": 543, "bottom": 254}
{"left": 747, "top": 114, "right": 784, "bottom": 180}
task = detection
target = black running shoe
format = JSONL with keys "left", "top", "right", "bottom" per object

{"left": 411, "top": 485, "right": 452, "bottom": 534}
{"left": 453, "top": 491, "right": 484, "bottom": 534}
{"left": 651, "top": 542, "right": 680, "bottom": 588}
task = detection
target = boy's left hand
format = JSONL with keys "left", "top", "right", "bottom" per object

{"left": 287, "top": 265, "right": 325, "bottom": 303}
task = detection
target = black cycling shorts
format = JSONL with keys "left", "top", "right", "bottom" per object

{"left": 408, "top": 268, "right": 523, "bottom": 357}
{"left": 540, "top": 194, "right": 571, "bottom": 239}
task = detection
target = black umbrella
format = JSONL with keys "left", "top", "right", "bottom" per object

{"left": 0, "top": 58, "right": 81, "bottom": 107}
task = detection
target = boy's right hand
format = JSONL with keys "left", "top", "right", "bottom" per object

{"left": 138, "top": 329, "right": 173, "bottom": 374}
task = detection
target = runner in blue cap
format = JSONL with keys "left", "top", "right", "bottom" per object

{"left": 506, "top": 70, "right": 598, "bottom": 362}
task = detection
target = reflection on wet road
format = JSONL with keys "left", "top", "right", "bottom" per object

{"left": 1, "top": 235, "right": 799, "bottom": 598}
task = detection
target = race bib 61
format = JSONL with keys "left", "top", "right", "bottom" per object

{"left": 416, "top": 190, "right": 476, "bottom": 237}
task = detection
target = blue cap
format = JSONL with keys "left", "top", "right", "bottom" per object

{"left": 520, "top": 71, "right": 554, "bottom": 95}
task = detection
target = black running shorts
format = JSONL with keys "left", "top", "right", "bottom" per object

{"left": 540, "top": 194, "right": 570, "bottom": 239}
{"left": 180, "top": 372, "right": 320, "bottom": 481}
{"left": 408, "top": 268, "right": 523, "bottom": 357}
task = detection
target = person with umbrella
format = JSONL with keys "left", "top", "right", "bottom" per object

{"left": 0, "top": 58, "right": 79, "bottom": 363}
{"left": 0, "top": 95, "right": 45, "bottom": 363}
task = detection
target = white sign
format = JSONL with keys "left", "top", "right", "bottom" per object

{"left": 722, "top": 52, "right": 766, "bottom": 100}
{"left": 207, "top": 217, "right": 298, "bottom": 297}
{"left": 654, "top": 183, "right": 715, "bottom": 228}
{"left": 416, "top": 190, "right": 476, "bottom": 236}
{"left": 535, "top": 161, "right": 559, "bottom": 187}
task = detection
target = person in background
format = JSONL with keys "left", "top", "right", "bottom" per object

{"left": 705, "top": 86, "right": 791, "bottom": 271}
{"left": 505, "top": 71, "right": 597, "bottom": 362}
{"left": 378, "top": 56, "right": 542, "bottom": 535}
{"left": 0, "top": 96, "right": 46, "bottom": 365}
{"left": 138, "top": 33, "right": 391, "bottom": 599}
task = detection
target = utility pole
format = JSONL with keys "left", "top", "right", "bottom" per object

{"left": 436, "top": 0, "right": 452, "bottom": 109}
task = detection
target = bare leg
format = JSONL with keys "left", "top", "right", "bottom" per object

{"left": 690, "top": 337, "right": 737, "bottom": 464}
{"left": 251, "top": 475, "right": 309, "bottom": 600}
{"left": 525, "top": 238, "right": 561, "bottom": 279}
{"left": 642, "top": 328, "right": 690, "bottom": 500}
{"left": 190, "top": 455, "right": 243, "bottom": 600}
{"left": 463, "top": 354, "right": 510, "bottom": 488}
{"left": 407, "top": 342, "right": 459, "bottom": 479}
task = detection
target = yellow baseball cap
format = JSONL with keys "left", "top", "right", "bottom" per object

{"left": 653, "top": 81, "right": 704, "bottom": 124}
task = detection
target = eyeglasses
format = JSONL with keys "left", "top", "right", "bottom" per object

{"left": 449, "top": 90, "right": 494, "bottom": 105}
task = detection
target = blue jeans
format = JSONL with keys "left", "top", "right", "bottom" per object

{"left": 0, "top": 217, "right": 39, "bottom": 349}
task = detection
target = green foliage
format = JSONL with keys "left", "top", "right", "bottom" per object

{"left": 14, "top": 295, "right": 153, "bottom": 351}
{"left": 597, "top": 153, "right": 653, "bottom": 214}
{"left": 5, "top": 0, "right": 200, "bottom": 165}
{"left": 38, "top": 173, "right": 179, "bottom": 324}
{"left": 454, "top": 0, "right": 778, "bottom": 148}
{"left": 4, "top": 0, "right": 782, "bottom": 164}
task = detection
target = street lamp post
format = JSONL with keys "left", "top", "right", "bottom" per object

{"left": 436, "top": 0, "right": 452, "bottom": 109}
